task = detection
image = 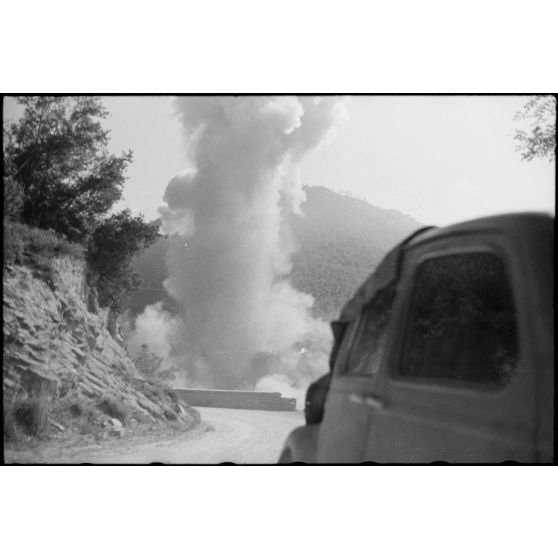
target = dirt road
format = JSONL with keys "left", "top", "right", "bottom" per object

{"left": 83, "top": 407, "right": 303, "bottom": 464}
{"left": 5, "top": 407, "right": 303, "bottom": 464}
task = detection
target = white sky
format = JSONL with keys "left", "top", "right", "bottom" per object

{"left": 4, "top": 95, "right": 555, "bottom": 226}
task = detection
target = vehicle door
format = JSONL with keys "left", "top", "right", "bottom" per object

{"left": 363, "top": 233, "right": 540, "bottom": 462}
{"left": 316, "top": 286, "right": 396, "bottom": 463}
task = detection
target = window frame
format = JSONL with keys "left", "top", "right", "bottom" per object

{"left": 331, "top": 317, "right": 360, "bottom": 377}
{"left": 336, "top": 286, "right": 396, "bottom": 378}
{"left": 391, "top": 242, "right": 521, "bottom": 392}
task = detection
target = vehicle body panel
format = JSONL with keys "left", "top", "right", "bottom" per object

{"left": 279, "top": 425, "right": 321, "bottom": 463}
{"left": 364, "top": 228, "right": 541, "bottom": 462}
{"left": 280, "top": 213, "right": 554, "bottom": 463}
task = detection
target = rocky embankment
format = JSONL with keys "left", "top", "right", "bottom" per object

{"left": 3, "top": 255, "right": 199, "bottom": 453}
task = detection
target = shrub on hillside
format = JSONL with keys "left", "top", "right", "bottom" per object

{"left": 11, "top": 397, "right": 50, "bottom": 436}
{"left": 3, "top": 405, "right": 19, "bottom": 441}
{"left": 98, "top": 395, "right": 129, "bottom": 425}
{"left": 3, "top": 220, "right": 25, "bottom": 266}
{"left": 69, "top": 400, "right": 87, "bottom": 418}
{"left": 3, "top": 173, "right": 24, "bottom": 221}
{"left": 87, "top": 210, "right": 160, "bottom": 313}
{"left": 164, "top": 409, "right": 178, "bottom": 421}
{"left": 3, "top": 220, "right": 84, "bottom": 269}
{"left": 67, "top": 399, "right": 99, "bottom": 423}
{"left": 132, "top": 343, "right": 178, "bottom": 386}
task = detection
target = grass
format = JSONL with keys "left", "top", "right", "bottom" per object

{"left": 78, "top": 421, "right": 97, "bottom": 436}
{"left": 132, "top": 411, "right": 151, "bottom": 424}
{"left": 3, "top": 219, "right": 84, "bottom": 279}
{"left": 4, "top": 396, "right": 50, "bottom": 439}
{"left": 3, "top": 405, "right": 19, "bottom": 441}
{"left": 67, "top": 399, "right": 100, "bottom": 431}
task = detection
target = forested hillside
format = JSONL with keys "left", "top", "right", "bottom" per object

{"left": 131, "top": 186, "right": 422, "bottom": 320}
{"left": 288, "top": 186, "right": 422, "bottom": 318}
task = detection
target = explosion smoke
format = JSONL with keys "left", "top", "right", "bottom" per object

{"left": 134, "top": 96, "right": 346, "bottom": 403}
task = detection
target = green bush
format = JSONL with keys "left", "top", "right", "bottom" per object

{"left": 87, "top": 210, "right": 160, "bottom": 313}
{"left": 3, "top": 175, "right": 24, "bottom": 221}
{"left": 4, "top": 97, "right": 160, "bottom": 316}
{"left": 68, "top": 399, "right": 98, "bottom": 423}
{"left": 132, "top": 344, "right": 177, "bottom": 386}
{"left": 164, "top": 409, "right": 178, "bottom": 421}
{"left": 141, "top": 380, "right": 166, "bottom": 403}
{"left": 4, "top": 97, "right": 132, "bottom": 242}
{"left": 3, "top": 404, "right": 19, "bottom": 441}
{"left": 69, "top": 401, "right": 85, "bottom": 417}
{"left": 3, "top": 221, "right": 25, "bottom": 266}
{"left": 79, "top": 421, "right": 97, "bottom": 436}
{"left": 3, "top": 220, "right": 84, "bottom": 270}
{"left": 12, "top": 397, "right": 50, "bottom": 436}
{"left": 98, "top": 395, "right": 129, "bottom": 425}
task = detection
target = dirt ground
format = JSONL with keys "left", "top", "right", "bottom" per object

{"left": 4, "top": 407, "right": 304, "bottom": 464}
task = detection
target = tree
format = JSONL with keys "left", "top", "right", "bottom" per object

{"left": 3, "top": 96, "right": 132, "bottom": 241}
{"left": 514, "top": 96, "right": 556, "bottom": 162}
{"left": 132, "top": 343, "right": 178, "bottom": 386}
{"left": 2, "top": 142, "right": 24, "bottom": 220}
{"left": 87, "top": 209, "right": 160, "bottom": 313}
{"left": 4, "top": 96, "right": 161, "bottom": 315}
{"left": 133, "top": 344, "right": 164, "bottom": 378}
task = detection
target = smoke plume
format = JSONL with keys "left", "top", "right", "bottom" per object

{"left": 135, "top": 96, "right": 346, "bottom": 403}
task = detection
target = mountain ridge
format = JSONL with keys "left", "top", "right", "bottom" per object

{"left": 131, "top": 186, "right": 423, "bottom": 320}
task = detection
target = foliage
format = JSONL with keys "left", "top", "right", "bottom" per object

{"left": 514, "top": 96, "right": 556, "bottom": 161}
{"left": 128, "top": 232, "right": 169, "bottom": 316}
{"left": 3, "top": 220, "right": 25, "bottom": 267}
{"left": 4, "top": 96, "right": 160, "bottom": 315}
{"left": 98, "top": 395, "right": 129, "bottom": 424}
{"left": 67, "top": 399, "right": 96, "bottom": 420}
{"left": 157, "top": 367, "right": 179, "bottom": 385}
{"left": 9, "top": 397, "right": 50, "bottom": 436}
{"left": 2, "top": 133, "right": 24, "bottom": 220}
{"left": 164, "top": 409, "right": 178, "bottom": 421}
{"left": 3, "top": 404, "right": 19, "bottom": 441}
{"left": 3, "top": 176, "right": 24, "bottom": 221}
{"left": 289, "top": 187, "right": 421, "bottom": 319}
{"left": 3, "top": 96, "right": 132, "bottom": 242}
{"left": 3, "top": 219, "right": 84, "bottom": 282}
{"left": 87, "top": 210, "right": 160, "bottom": 312}
{"left": 133, "top": 343, "right": 164, "bottom": 377}
{"left": 132, "top": 343, "right": 178, "bottom": 386}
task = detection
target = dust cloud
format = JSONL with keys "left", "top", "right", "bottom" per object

{"left": 132, "top": 96, "right": 346, "bottom": 406}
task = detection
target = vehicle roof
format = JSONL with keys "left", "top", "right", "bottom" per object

{"left": 336, "top": 212, "right": 553, "bottom": 324}
{"left": 405, "top": 211, "right": 554, "bottom": 248}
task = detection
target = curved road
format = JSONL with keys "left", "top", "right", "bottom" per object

{"left": 76, "top": 407, "right": 305, "bottom": 464}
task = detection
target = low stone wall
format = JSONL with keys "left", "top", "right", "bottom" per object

{"left": 173, "top": 389, "right": 296, "bottom": 411}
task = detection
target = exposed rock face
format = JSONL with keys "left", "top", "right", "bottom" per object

{"left": 3, "top": 256, "right": 198, "bottom": 428}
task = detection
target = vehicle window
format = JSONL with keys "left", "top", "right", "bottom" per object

{"left": 332, "top": 319, "right": 357, "bottom": 375}
{"left": 400, "top": 252, "right": 518, "bottom": 386}
{"left": 344, "top": 287, "right": 395, "bottom": 376}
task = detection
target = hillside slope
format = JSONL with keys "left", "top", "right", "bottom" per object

{"left": 288, "top": 186, "right": 422, "bottom": 318}
{"left": 131, "top": 186, "right": 423, "bottom": 320}
{"left": 3, "top": 250, "right": 200, "bottom": 447}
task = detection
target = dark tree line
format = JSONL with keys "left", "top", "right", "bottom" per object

{"left": 3, "top": 96, "right": 159, "bottom": 314}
